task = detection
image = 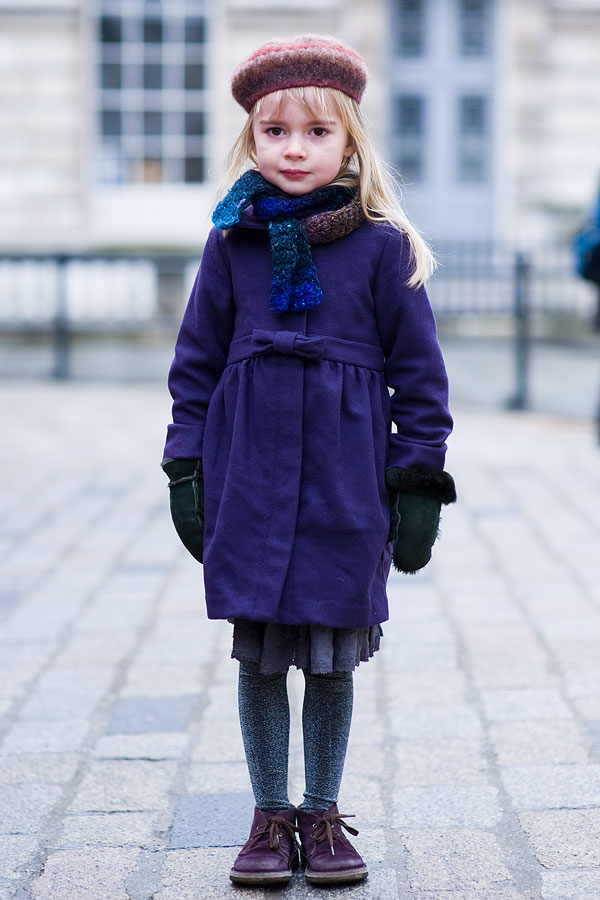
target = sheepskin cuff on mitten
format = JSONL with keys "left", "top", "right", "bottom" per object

{"left": 385, "top": 466, "right": 457, "bottom": 505}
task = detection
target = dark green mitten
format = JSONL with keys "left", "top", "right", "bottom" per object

{"left": 162, "top": 458, "right": 204, "bottom": 563}
{"left": 385, "top": 466, "right": 457, "bottom": 574}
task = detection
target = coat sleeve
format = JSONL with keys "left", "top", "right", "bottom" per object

{"left": 164, "top": 227, "right": 235, "bottom": 459}
{"left": 373, "top": 228, "right": 453, "bottom": 471}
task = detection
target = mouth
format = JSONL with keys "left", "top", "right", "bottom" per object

{"left": 281, "top": 169, "right": 309, "bottom": 177}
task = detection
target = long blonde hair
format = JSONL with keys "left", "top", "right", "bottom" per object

{"left": 219, "top": 86, "right": 436, "bottom": 288}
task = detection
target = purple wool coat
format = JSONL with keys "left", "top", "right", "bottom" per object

{"left": 164, "top": 213, "right": 453, "bottom": 629}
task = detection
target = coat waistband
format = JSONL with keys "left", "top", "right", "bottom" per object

{"left": 226, "top": 329, "right": 385, "bottom": 371}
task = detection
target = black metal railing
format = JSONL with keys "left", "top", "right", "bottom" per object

{"left": 0, "top": 251, "right": 199, "bottom": 378}
{"left": 0, "top": 245, "right": 596, "bottom": 405}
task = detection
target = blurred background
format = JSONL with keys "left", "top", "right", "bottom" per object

{"left": 1, "top": 0, "right": 600, "bottom": 418}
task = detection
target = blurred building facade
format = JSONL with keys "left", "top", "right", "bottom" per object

{"left": 1, "top": 0, "right": 599, "bottom": 254}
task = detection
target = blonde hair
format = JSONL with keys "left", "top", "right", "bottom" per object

{"left": 219, "top": 86, "right": 436, "bottom": 288}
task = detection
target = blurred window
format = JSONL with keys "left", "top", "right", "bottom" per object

{"left": 185, "top": 111, "right": 205, "bottom": 136}
{"left": 185, "top": 17, "right": 205, "bottom": 43}
{"left": 97, "top": 0, "right": 207, "bottom": 184}
{"left": 100, "top": 16, "right": 121, "bottom": 43}
{"left": 457, "top": 94, "right": 488, "bottom": 181}
{"left": 143, "top": 63, "right": 162, "bottom": 90}
{"left": 101, "top": 62, "right": 121, "bottom": 90}
{"left": 143, "top": 17, "right": 163, "bottom": 44}
{"left": 144, "top": 111, "right": 162, "bottom": 136}
{"left": 458, "top": 0, "right": 489, "bottom": 57}
{"left": 395, "top": 0, "right": 426, "bottom": 58}
{"left": 393, "top": 94, "right": 426, "bottom": 183}
{"left": 184, "top": 64, "right": 204, "bottom": 91}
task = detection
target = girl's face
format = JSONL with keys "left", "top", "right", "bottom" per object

{"left": 252, "top": 88, "right": 354, "bottom": 195}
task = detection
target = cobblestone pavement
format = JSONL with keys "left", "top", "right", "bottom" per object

{"left": 2, "top": 381, "right": 600, "bottom": 900}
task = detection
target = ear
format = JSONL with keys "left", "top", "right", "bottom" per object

{"left": 343, "top": 138, "right": 356, "bottom": 158}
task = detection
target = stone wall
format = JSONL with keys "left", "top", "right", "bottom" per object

{"left": 0, "top": 2, "right": 85, "bottom": 249}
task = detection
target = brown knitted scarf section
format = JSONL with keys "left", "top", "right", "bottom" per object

{"left": 301, "top": 196, "right": 365, "bottom": 245}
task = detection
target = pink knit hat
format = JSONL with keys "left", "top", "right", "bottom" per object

{"left": 231, "top": 34, "right": 368, "bottom": 113}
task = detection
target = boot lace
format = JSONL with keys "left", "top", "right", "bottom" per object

{"left": 312, "top": 812, "right": 359, "bottom": 855}
{"left": 249, "top": 815, "right": 299, "bottom": 851}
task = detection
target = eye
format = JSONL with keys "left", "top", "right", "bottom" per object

{"left": 312, "top": 127, "right": 328, "bottom": 137}
{"left": 267, "top": 127, "right": 283, "bottom": 136}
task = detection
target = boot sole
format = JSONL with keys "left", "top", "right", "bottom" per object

{"left": 230, "top": 850, "right": 300, "bottom": 885}
{"left": 305, "top": 866, "right": 368, "bottom": 884}
{"left": 230, "top": 870, "right": 294, "bottom": 886}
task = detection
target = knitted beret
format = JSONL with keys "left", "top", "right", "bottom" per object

{"left": 231, "top": 34, "right": 368, "bottom": 112}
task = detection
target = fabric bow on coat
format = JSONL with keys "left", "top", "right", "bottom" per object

{"left": 250, "top": 330, "right": 325, "bottom": 361}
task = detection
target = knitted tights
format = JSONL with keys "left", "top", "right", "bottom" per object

{"left": 238, "top": 661, "right": 354, "bottom": 811}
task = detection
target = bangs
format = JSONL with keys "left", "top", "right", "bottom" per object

{"left": 252, "top": 86, "right": 342, "bottom": 123}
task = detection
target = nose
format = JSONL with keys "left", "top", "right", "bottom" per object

{"left": 283, "top": 136, "right": 307, "bottom": 160}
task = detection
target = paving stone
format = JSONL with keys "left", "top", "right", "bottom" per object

{"left": 552, "top": 640, "right": 600, "bottom": 669}
{"left": 382, "top": 641, "right": 458, "bottom": 672}
{"left": 0, "top": 882, "right": 21, "bottom": 900}
{"left": 394, "top": 740, "right": 488, "bottom": 786}
{"left": 106, "top": 695, "right": 199, "bottom": 735}
{"left": 501, "top": 764, "right": 600, "bottom": 809}
{"left": 541, "top": 870, "right": 600, "bottom": 900}
{"left": 564, "top": 666, "right": 600, "bottom": 699}
{"left": 0, "top": 591, "right": 20, "bottom": 615}
{"left": 0, "top": 783, "right": 61, "bottom": 833}
{"left": 471, "top": 658, "right": 553, "bottom": 689}
{"left": 447, "top": 592, "right": 524, "bottom": 626}
{"left": 56, "top": 813, "right": 160, "bottom": 849}
{"left": 461, "top": 625, "right": 547, "bottom": 662}
{"left": 519, "top": 809, "right": 600, "bottom": 867}
{"left": 186, "top": 762, "right": 252, "bottom": 794}
{"left": 344, "top": 744, "right": 387, "bottom": 777}
{"left": 0, "top": 834, "right": 39, "bottom": 879}
{"left": 392, "top": 785, "right": 502, "bottom": 828}
{"left": 93, "top": 733, "right": 189, "bottom": 761}
{"left": 386, "top": 671, "right": 467, "bottom": 706}
{"left": 1, "top": 719, "right": 89, "bottom": 755}
{"left": 191, "top": 717, "right": 246, "bottom": 763}
{"left": 573, "top": 696, "right": 600, "bottom": 720}
{"left": 407, "top": 889, "right": 527, "bottom": 900}
{"left": 587, "top": 720, "right": 600, "bottom": 751}
{"left": 345, "top": 826, "right": 387, "bottom": 869}
{"left": 389, "top": 705, "right": 484, "bottom": 741}
{"left": 381, "top": 584, "right": 441, "bottom": 623}
{"left": 30, "top": 848, "right": 140, "bottom": 900}
{"left": 536, "top": 614, "right": 600, "bottom": 642}
{"left": 400, "top": 828, "right": 512, "bottom": 891}
{"left": 489, "top": 721, "right": 589, "bottom": 766}
{"left": 169, "top": 792, "right": 255, "bottom": 848}
{"left": 286, "top": 867, "right": 400, "bottom": 898}
{"left": 481, "top": 688, "right": 572, "bottom": 722}
{"left": 0, "top": 697, "right": 15, "bottom": 718}
{"left": 152, "top": 848, "right": 254, "bottom": 899}
{"left": 0, "top": 644, "right": 56, "bottom": 699}
{"left": 1, "top": 754, "right": 80, "bottom": 785}
{"left": 75, "top": 596, "right": 154, "bottom": 632}
{"left": 335, "top": 774, "right": 385, "bottom": 825}
{"left": 18, "top": 668, "right": 114, "bottom": 720}
{"left": 121, "top": 664, "right": 204, "bottom": 698}
{"left": 69, "top": 760, "right": 177, "bottom": 813}
{"left": 54, "top": 632, "right": 137, "bottom": 668}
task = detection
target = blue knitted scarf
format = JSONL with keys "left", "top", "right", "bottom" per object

{"left": 212, "top": 170, "right": 358, "bottom": 313}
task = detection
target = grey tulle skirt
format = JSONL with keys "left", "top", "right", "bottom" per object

{"left": 230, "top": 619, "right": 383, "bottom": 675}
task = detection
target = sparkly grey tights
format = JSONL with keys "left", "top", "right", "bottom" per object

{"left": 238, "top": 661, "right": 354, "bottom": 811}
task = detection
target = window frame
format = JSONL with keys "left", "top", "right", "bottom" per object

{"left": 96, "top": 0, "right": 208, "bottom": 185}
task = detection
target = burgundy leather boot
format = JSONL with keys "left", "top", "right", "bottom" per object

{"left": 296, "top": 803, "right": 368, "bottom": 884}
{"left": 229, "top": 806, "right": 299, "bottom": 886}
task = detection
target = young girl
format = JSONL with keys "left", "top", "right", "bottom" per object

{"left": 162, "top": 34, "right": 456, "bottom": 887}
